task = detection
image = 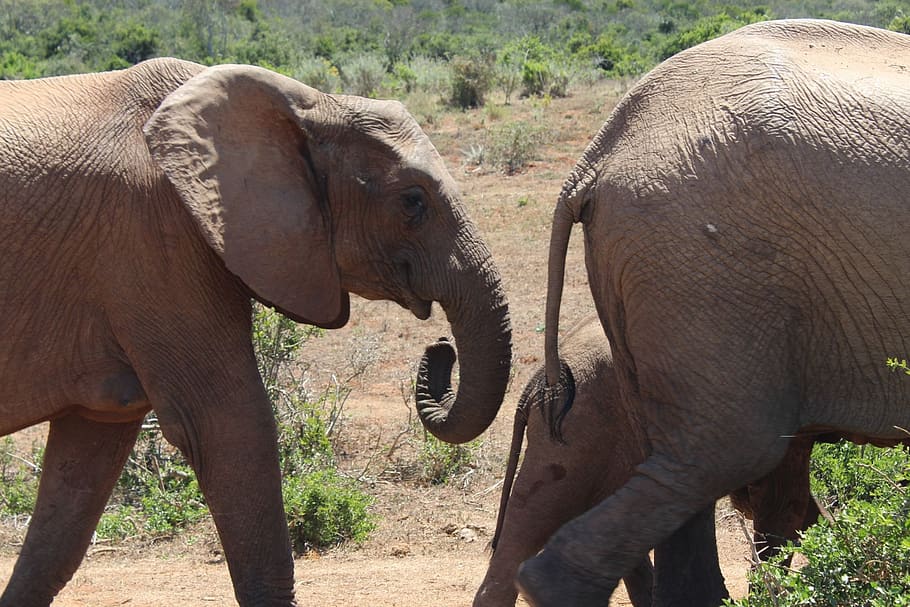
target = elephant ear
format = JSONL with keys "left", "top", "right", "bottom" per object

{"left": 143, "top": 64, "right": 349, "bottom": 329}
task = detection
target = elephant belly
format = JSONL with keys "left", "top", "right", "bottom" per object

{"left": 0, "top": 365, "right": 150, "bottom": 436}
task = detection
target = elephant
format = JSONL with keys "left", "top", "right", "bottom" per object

{"left": 474, "top": 317, "right": 820, "bottom": 607}
{"left": 518, "top": 19, "right": 910, "bottom": 606}
{"left": 0, "top": 58, "right": 511, "bottom": 606}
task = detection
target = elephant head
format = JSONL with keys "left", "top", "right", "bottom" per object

{"left": 142, "top": 63, "right": 512, "bottom": 444}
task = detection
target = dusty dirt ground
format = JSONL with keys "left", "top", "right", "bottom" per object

{"left": 0, "top": 79, "right": 756, "bottom": 605}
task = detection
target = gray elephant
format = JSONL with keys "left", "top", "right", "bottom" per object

{"left": 474, "top": 318, "right": 819, "bottom": 607}
{"left": 521, "top": 19, "right": 910, "bottom": 605}
{"left": 0, "top": 58, "right": 511, "bottom": 606}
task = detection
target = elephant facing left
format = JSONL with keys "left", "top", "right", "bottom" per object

{"left": 0, "top": 58, "right": 512, "bottom": 606}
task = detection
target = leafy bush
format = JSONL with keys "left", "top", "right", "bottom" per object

{"left": 339, "top": 53, "right": 387, "bottom": 98}
{"left": 727, "top": 484, "right": 910, "bottom": 606}
{"left": 570, "top": 31, "right": 650, "bottom": 78}
{"left": 98, "top": 423, "right": 207, "bottom": 540}
{"left": 406, "top": 56, "right": 451, "bottom": 97}
{"left": 657, "top": 9, "right": 770, "bottom": 60}
{"left": 811, "top": 441, "right": 909, "bottom": 510}
{"left": 283, "top": 469, "right": 375, "bottom": 553}
{"left": 139, "top": 462, "right": 207, "bottom": 534}
{"left": 293, "top": 56, "right": 342, "bottom": 93}
{"left": 498, "top": 35, "right": 570, "bottom": 99}
{"left": 0, "top": 51, "right": 42, "bottom": 80}
{"left": 418, "top": 433, "right": 480, "bottom": 485}
{"left": 96, "top": 305, "right": 374, "bottom": 548}
{"left": 389, "top": 61, "right": 417, "bottom": 94}
{"left": 889, "top": 15, "right": 910, "bottom": 34}
{"left": 485, "top": 120, "right": 546, "bottom": 175}
{"left": 726, "top": 442, "right": 910, "bottom": 606}
{"left": 253, "top": 305, "right": 376, "bottom": 551}
{"left": 112, "top": 22, "right": 159, "bottom": 65}
{"left": 449, "top": 55, "right": 494, "bottom": 109}
{"left": 0, "top": 437, "right": 40, "bottom": 517}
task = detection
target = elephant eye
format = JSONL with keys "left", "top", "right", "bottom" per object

{"left": 402, "top": 189, "right": 428, "bottom": 227}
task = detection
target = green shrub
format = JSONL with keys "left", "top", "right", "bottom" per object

{"left": 101, "top": 423, "right": 207, "bottom": 539}
{"left": 498, "top": 35, "right": 569, "bottom": 99}
{"left": 726, "top": 486, "right": 910, "bottom": 606}
{"left": 449, "top": 55, "right": 494, "bottom": 109}
{"left": 572, "top": 32, "right": 650, "bottom": 78}
{"left": 657, "top": 9, "right": 769, "bottom": 60}
{"left": 485, "top": 120, "right": 546, "bottom": 175}
{"left": 0, "top": 51, "right": 42, "bottom": 79}
{"left": 112, "top": 22, "right": 159, "bottom": 65}
{"left": 95, "top": 305, "right": 374, "bottom": 547}
{"left": 407, "top": 56, "right": 451, "bottom": 97}
{"left": 139, "top": 462, "right": 207, "bottom": 534}
{"left": 389, "top": 61, "right": 417, "bottom": 94}
{"left": 810, "top": 441, "right": 909, "bottom": 510}
{"left": 252, "top": 305, "right": 375, "bottom": 549}
{"left": 339, "top": 53, "right": 387, "bottom": 98}
{"left": 293, "top": 56, "right": 342, "bottom": 93}
{"left": 0, "top": 438, "right": 40, "bottom": 516}
{"left": 726, "top": 443, "right": 910, "bottom": 607}
{"left": 418, "top": 433, "right": 480, "bottom": 485}
{"left": 283, "top": 469, "right": 375, "bottom": 553}
{"left": 888, "top": 15, "right": 910, "bottom": 34}
{"left": 521, "top": 59, "right": 551, "bottom": 97}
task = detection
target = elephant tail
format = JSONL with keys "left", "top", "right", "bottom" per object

{"left": 490, "top": 381, "right": 533, "bottom": 554}
{"left": 543, "top": 161, "right": 593, "bottom": 428}
{"left": 490, "top": 364, "right": 575, "bottom": 554}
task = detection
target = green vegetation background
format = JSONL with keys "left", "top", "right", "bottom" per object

{"left": 2, "top": 0, "right": 909, "bottom": 89}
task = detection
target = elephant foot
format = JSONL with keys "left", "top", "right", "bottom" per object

{"left": 516, "top": 549, "right": 617, "bottom": 607}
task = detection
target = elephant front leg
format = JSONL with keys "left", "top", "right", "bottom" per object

{"left": 0, "top": 414, "right": 142, "bottom": 607}
{"left": 154, "top": 391, "right": 296, "bottom": 606}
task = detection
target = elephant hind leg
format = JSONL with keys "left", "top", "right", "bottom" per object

{"left": 0, "top": 414, "right": 141, "bottom": 607}
{"left": 517, "top": 440, "right": 788, "bottom": 607}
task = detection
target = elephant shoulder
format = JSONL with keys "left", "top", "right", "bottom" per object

{"left": 113, "top": 58, "right": 207, "bottom": 110}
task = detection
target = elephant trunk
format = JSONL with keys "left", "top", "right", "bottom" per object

{"left": 415, "top": 254, "right": 512, "bottom": 445}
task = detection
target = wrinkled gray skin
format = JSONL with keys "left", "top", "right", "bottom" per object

{"left": 523, "top": 20, "right": 910, "bottom": 606}
{"left": 0, "top": 59, "right": 511, "bottom": 606}
{"left": 475, "top": 318, "right": 819, "bottom": 607}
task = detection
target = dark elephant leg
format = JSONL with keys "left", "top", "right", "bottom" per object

{"left": 749, "top": 436, "right": 817, "bottom": 564}
{"left": 623, "top": 559, "right": 655, "bottom": 607}
{"left": 653, "top": 505, "right": 728, "bottom": 607}
{"left": 0, "top": 414, "right": 142, "bottom": 607}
